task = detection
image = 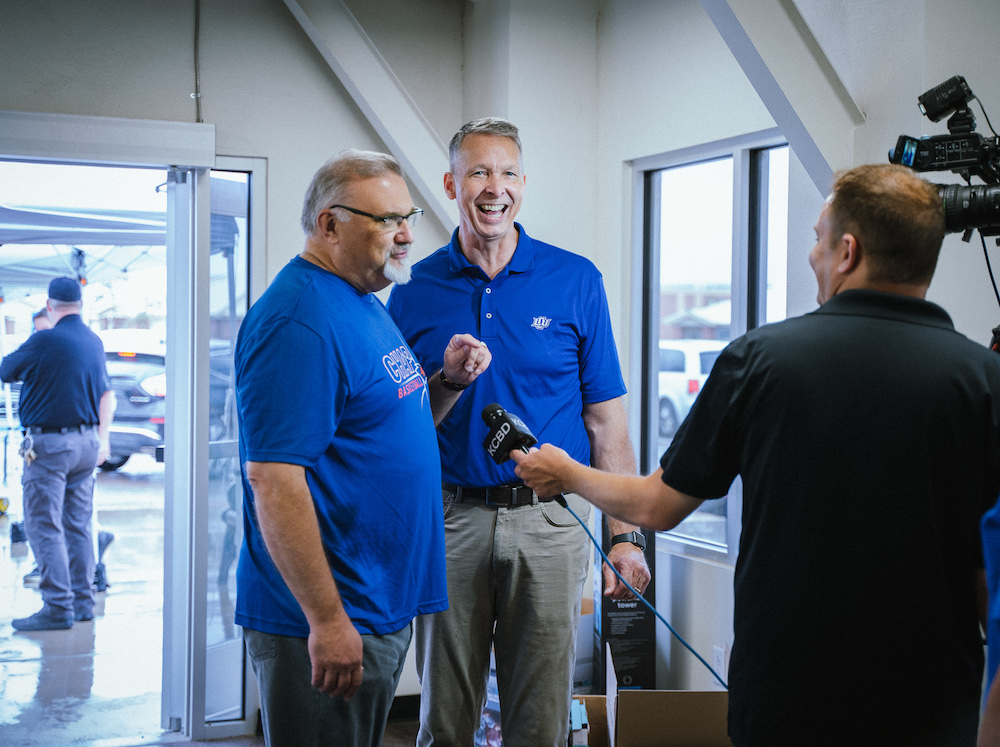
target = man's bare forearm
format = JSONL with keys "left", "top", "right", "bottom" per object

{"left": 583, "top": 397, "right": 642, "bottom": 536}
{"left": 513, "top": 445, "right": 703, "bottom": 531}
{"left": 246, "top": 461, "right": 348, "bottom": 627}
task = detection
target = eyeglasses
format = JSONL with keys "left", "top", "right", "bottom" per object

{"left": 328, "top": 204, "right": 424, "bottom": 231}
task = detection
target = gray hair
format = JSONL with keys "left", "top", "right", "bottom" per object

{"left": 48, "top": 299, "right": 81, "bottom": 312}
{"left": 300, "top": 149, "right": 405, "bottom": 235}
{"left": 448, "top": 118, "right": 522, "bottom": 172}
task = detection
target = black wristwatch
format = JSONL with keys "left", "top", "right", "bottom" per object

{"left": 611, "top": 531, "right": 646, "bottom": 551}
{"left": 438, "top": 370, "right": 469, "bottom": 391}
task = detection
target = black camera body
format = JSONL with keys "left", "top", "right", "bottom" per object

{"left": 888, "top": 75, "right": 1000, "bottom": 237}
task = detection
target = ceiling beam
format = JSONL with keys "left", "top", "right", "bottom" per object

{"left": 282, "top": 0, "right": 458, "bottom": 230}
{"left": 700, "top": 0, "right": 865, "bottom": 194}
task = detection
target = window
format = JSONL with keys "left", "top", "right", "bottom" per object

{"left": 632, "top": 132, "right": 789, "bottom": 559}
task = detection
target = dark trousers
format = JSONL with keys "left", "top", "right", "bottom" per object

{"left": 245, "top": 623, "right": 412, "bottom": 747}
{"left": 21, "top": 429, "right": 99, "bottom": 616}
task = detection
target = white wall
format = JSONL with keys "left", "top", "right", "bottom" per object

{"left": 6, "top": 0, "right": 1000, "bottom": 699}
{"left": 1, "top": 0, "right": 462, "bottom": 283}
{"left": 921, "top": 0, "right": 1000, "bottom": 344}
{"left": 784, "top": 0, "right": 1000, "bottom": 342}
{"left": 345, "top": 0, "right": 464, "bottom": 146}
{"left": 595, "top": 0, "right": 777, "bottom": 337}
{"left": 595, "top": 0, "right": 777, "bottom": 689}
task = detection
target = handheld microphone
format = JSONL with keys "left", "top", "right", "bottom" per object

{"left": 480, "top": 410, "right": 726, "bottom": 689}
{"left": 481, "top": 403, "right": 567, "bottom": 508}
{"left": 481, "top": 403, "right": 537, "bottom": 464}
{"left": 480, "top": 409, "right": 725, "bottom": 687}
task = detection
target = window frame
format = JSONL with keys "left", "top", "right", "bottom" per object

{"left": 628, "top": 128, "right": 787, "bottom": 566}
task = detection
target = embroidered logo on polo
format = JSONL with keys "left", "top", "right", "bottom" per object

{"left": 531, "top": 316, "right": 552, "bottom": 330}
{"left": 383, "top": 346, "right": 425, "bottom": 399}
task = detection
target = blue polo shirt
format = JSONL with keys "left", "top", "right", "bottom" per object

{"left": 0, "top": 314, "right": 109, "bottom": 428}
{"left": 235, "top": 256, "right": 447, "bottom": 637}
{"left": 983, "top": 498, "right": 1000, "bottom": 697}
{"left": 387, "top": 224, "right": 626, "bottom": 486}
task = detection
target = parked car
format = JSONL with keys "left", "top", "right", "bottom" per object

{"left": 2, "top": 330, "right": 233, "bottom": 471}
{"left": 0, "top": 332, "right": 163, "bottom": 469}
{"left": 0, "top": 350, "right": 163, "bottom": 472}
{"left": 658, "top": 339, "right": 725, "bottom": 437}
{"left": 100, "top": 331, "right": 236, "bottom": 471}
{"left": 100, "top": 331, "right": 167, "bottom": 471}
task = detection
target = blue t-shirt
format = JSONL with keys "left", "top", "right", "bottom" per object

{"left": 0, "top": 314, "right": 110, "bottom": 427}
{"left": 387, "top": 224, "right": 626, "bottom": 486}
{"left": 234, "top": 256, "right": 447, "bottom": 637}
{"left": 984, "top": 497, "right": 1000, "bottom": 693}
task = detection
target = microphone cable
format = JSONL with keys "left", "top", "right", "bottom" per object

{"left": 558, "top": 496, "right": 729, "bottom": 690}
{"left": 479, "top": 402, "right": 727, "bottom": 688}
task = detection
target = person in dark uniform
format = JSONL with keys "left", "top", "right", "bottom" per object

{"left": 1, "top": 277, "right": 116, "bottom": 631}
{"left": 32, "top": 308, "right": 52, "bottom": 332}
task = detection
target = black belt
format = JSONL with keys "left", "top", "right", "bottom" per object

{"left": 23, "top": 424, "right": 96, "bottom": 435}
{"left": 443, "top": 481, "right": 554, "bottom": 508}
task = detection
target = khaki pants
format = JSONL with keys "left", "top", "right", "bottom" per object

{"left": 415, "top": 489, "right": 591, "bottom": 747}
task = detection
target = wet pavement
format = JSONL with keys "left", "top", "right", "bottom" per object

{"left": 0, "top": 447, "right": 171, "bottom": 746}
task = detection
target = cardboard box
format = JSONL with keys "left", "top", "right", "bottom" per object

{"left": 583, "top": 645, "right": 731, "bottom": 747}
{"left": 573, "top": 695, "right": 609, "bottom": 747}
{"left": 575, "top": 596, "right": 595, "bottom": 693}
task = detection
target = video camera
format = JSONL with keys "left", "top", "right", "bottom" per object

{"left": 888, "top": 75, "right": 1000, "bottom": 239}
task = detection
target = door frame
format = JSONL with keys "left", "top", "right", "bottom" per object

{"left": 0, "top": 110, "right": 263, "bottom": 739}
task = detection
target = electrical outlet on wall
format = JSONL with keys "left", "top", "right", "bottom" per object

{"left": 712, "top": 644, "right": 731, "bottom": 681}
{"left": 712, "top": 645, "right": 725, "bottom": 675}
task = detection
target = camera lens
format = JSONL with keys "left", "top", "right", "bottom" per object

{"left": 938, "top": 183, "right": 1000, "bottom": 235}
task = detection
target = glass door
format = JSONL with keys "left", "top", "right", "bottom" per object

{"left": 0, "top": 111, "right": 262, "bottom": 740}
{"left": 163, "top": 157, "right": 264, "bottom": 740}
{"left": 204, "top": 168, "right": 250, "bottom": 724}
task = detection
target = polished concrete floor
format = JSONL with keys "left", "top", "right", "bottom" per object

{"left": 0, "top": 452, "right": 172, "bottom": 746}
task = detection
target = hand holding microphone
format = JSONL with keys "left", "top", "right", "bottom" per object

{"left": 481, "top": 403, "right": 575, "bottom": 506}
{"left": 509, "top": 445, "right": 577, "bottom": 501}
{"left": 477, "top": 406, "right": 726, "bottom": 688}
{"left": 481, "top": 404, "right": 647, "bottom": 597}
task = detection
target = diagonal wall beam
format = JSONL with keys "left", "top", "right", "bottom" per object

{"left": 282, "top": 0, "right": 458, "bottom": 229}
{"left": 700, "top": 0, "right": 865, "bottom": 194}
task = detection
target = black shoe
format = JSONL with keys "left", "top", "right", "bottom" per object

{"left": 13, "top": 607, "right": 73, "bottom": 631}
{"left": 11, "top": 521, "right": 27, "bottom": 544}
{"left": 94, "top": 562, "right": 110, "bottom": 592}
{"left": 23, "top": 565, "right": 40, "bottom": 585}
{"left": 98, "top": 530, "right": 115, "bottom": 561}
{"left": 74, "top": 609, "right": 95, "bottom": 622}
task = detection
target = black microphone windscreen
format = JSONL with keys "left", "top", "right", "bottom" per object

{"left": 482, "top": 403, "right": 504, "bottom": 425}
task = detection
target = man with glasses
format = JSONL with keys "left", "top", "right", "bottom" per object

{"left": 388, "top": 118, "right": 649, "bottom": 746}
{"left": 235, "top": 150, "right": 490, "bottom": 746}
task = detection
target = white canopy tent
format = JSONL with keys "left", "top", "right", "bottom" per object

{"left": 0, "top": 176, "right": 248, "bottom": 430}
{"left": 0, "top": 175, "right": 246, "bottom": 298}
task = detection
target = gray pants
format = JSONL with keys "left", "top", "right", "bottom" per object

{"left": 416, "top": 490, "right": 591, "bottom": 747}
{"left": 21, "top": 429, "right": 99, "bottom": 616}
{"left": 245, "top": 623, "right": 412, "bottom": 747}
